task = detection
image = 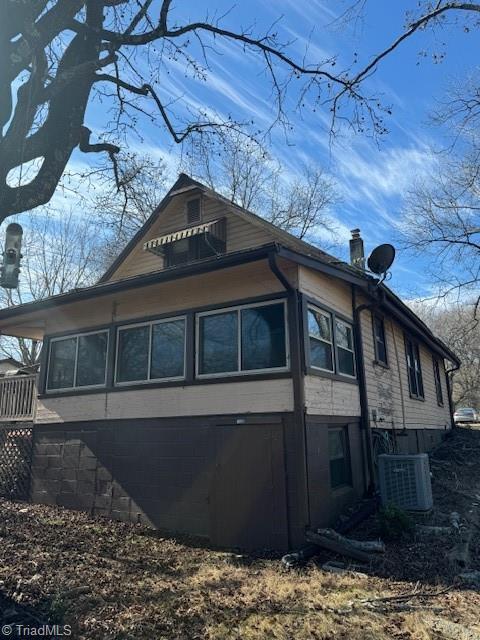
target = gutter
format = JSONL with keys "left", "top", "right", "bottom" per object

{"left": 0, "top": 244, "right": 278, "bottom": 322}
{"left": 268, "top": 250, "right": 310, "bottom": 544}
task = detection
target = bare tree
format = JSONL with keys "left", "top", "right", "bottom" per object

{"left": 0, "top": 210, "right": 104, "bottom": 364}
{"left": 6, "top": 1, "right": 480, "bottom": 224}
{"left": 94, "top": 134, "right": 339, "bottom": 261}
{"left": 413, "top": 301, "right": 480, "bottom": 409}
{"left": 401, "top": 75, "right": 480, "bottom": 314}
{"left": 92, "top": 153, "right": 169, "bottom": 269}
{"left": 185, "top": 132, "right": 339, "bottom": 242}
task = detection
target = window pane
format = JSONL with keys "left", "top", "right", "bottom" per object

{"left": 414, "top": 345, "right": 424, "bottom": 397}
{"left": 199, "top": 311, "right": 238, "bottom": 374}
{"left": 308, "top": 309, "right": 331, "bottom": 341}
{"left": 434, "top": 360, "right": 443, "bottom": 405}
{"left": 376, "top": 340, "right": 387, "bottom": 365}
{"left": 336, "top": 320, "right": 353, "bottom": 350}
{"left": 166, "top": 238, "right": 190, "bottom": 267}
{"left": 117, "top": 326, "right": 149, "bottom": 382}
{"left": 310, "top": 337, "right": 334, "bottom": 371}
{"left": 338, "top": 347, "right": 355, "bottom": 376}
{"left": 77, "top": 332, "right": 108, "bottom": 387}
{"left": 241, "top": 303, "right": 286, "bottom": 370}
{"left": 151, "top": 319, "right": 185, "bottom": 379}
{"left": 374, "top": 317, "right": 387, "bottom": 364}
{"left": 48, "top": 338, "right": 76, "bottom": 389}
{"left": 196, "top": 235, "right": 218, "bottom": 260}
{"left": 406, "top": 342, "right": 418, "bottom": 396}
{"left": 328, "top": 428, "right": 351, "bottom": 488}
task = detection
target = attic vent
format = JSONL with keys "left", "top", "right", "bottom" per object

{"left": 186, "top": 198, "right": 201, "bottom": 225}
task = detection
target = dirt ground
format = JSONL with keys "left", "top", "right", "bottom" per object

{"left": 0, "top": 426, "right": 480, "bottom": 640}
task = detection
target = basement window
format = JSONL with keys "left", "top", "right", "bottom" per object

{"left": 47, "top": 330, "right": 109, "bottom": 391}
{"left": 197, "top": 300, "right": 288, "bottom": 377}
{"left": 328, "top": 426, "right": 352, "bottom": 489}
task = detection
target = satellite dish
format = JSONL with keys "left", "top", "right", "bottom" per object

{"left": 367, "top": 244, "right": 395, "bottom": 275}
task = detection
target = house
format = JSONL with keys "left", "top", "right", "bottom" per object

{"left": 0, "top": 174, "right": 459, "bottom": 550}
{"left": 0, "top": 357, "right": 24, "bottom": 376}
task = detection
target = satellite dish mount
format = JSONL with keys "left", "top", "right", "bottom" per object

{"left": 367, "top": 243, "right": 395, "bottom": 284}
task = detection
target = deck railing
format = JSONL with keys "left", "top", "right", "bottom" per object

{"left": 0, "top": 374, "right": 37, "bottom": 422}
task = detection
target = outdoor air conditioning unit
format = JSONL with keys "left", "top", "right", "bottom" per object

{"left": 378, "top": 453, "right": 433, "bottom": 511}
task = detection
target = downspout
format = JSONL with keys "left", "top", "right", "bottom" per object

{"left": 268, "top": 250, "right": 310, "bottom": 542}
{"left": 445, "top": 362, "right": 460, "bottom": 430}
{"left": 352, "top": 285, "right": 376, "bottom": 493}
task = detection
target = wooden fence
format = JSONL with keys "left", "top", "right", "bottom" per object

{"left": 0, "top": 374, "right": 37, "bottom": 421}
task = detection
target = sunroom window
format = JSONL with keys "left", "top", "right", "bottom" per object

{"left": 197, "top": 301, "right": 287, "bottom": 376}
{"left": 335, "top": 319, "right": 356, "bottom": 377}
{"left": 47, "top": 330, "right": 109, "bottom": 391}
{"left": 116, "top": 317, "right": 186, "bottom": 384}
{"left": 307, "top": 305, "right": 356, "bottom": 379}
{"left": 308, "top": 307, "right": 334, "bottom": 371}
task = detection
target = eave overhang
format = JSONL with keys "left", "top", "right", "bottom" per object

{"left": 0, "top": 241, "right": 460, "bottom": 365}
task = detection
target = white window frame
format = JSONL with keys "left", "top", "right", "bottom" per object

{"left": 114, "top": 315, "right": 187, "bottom": 387}
{"left": 195, "top": 299, "right": 290, "bottom": 379}
{"left": 334, "top": 318, "right": 356, "bottom": 379}
{"left": 46, "top": 329, "right": 109, "bottom": 393}
{"left": 307, "top": 305, "right": 335, "bottom": 373}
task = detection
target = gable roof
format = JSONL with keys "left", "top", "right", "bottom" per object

{"left": 99, "top": 172, "right": 359, "bottom": 284}
{"left": 0, "top": 173, "right": 459, "bottom": 366}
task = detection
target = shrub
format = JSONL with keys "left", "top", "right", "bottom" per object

{"left": 377, "top": 504, "right": 414, "bottom": 541}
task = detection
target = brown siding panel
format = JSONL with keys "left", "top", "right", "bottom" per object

{"left": 306, "top": 418, "right": 364, "bottom": 529}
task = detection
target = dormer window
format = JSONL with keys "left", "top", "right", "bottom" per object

{"left": 186, "top": 198, "right": 201, "bottom": 225}
{"left": 144, "top": 218, "right": 226, "bottom": 268}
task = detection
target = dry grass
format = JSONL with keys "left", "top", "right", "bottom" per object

{"left": 1, "top": 427, "right": 480, "bottom": 639}
{"left": 0, "top": 500, "right": 479, "bottom": 639}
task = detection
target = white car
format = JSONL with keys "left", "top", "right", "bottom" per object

{"left": 453, "top": 407, "right": 479, "bottom": 424}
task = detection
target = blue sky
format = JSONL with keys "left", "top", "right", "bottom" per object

{"left": 70, "top": 2, "right": 480, "bottom": 297}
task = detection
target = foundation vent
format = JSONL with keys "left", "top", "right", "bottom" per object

{"left": 378, "top": 453, "right": 433, "bottom": 511}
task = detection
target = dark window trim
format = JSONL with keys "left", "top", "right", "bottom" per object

{"left": 40, "top": 293, "right": 289, "bottom": 397}
{"left": 372, "top": 311, "right": 389, "bottom": 367}
{"left": 433, "top": 356, "right": 444, "bottom": 407}
{"left": 334, "top": 316, "right": 357, "bottom": 379}
{"left": 38, "top": 371, "right": 292, "bottom": 399}
{"left": 114, "top": 315, "right": 187, "bottom": 386}
{"left": 404, "top": 333, "right": 425, "bottom": 401}
{"left": 302, "top": 295, "right": 357, "bottom": 382}
{"left": 195, "top": 299, "right": 290, "bottom": 379}
{"left": 45, "top": 328, "right": 110, "bottom": 394}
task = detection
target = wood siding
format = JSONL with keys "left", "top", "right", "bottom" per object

{"left": 298, "top": 266, "right": 353, "bottom": 318}
{"left": 35, "top": 379, "right": 294, "bottom": 424}
{"left": 42, "top": 259, "right": 297, "bottom": 335}
{"left": 108, "top": 194, "right": 275, "bottom": 282}
{"left": 304, "top": 376, "right": 361, "bottom": 417}
{"left": 361, "top": 308, "right": 451, "bottom": 431}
